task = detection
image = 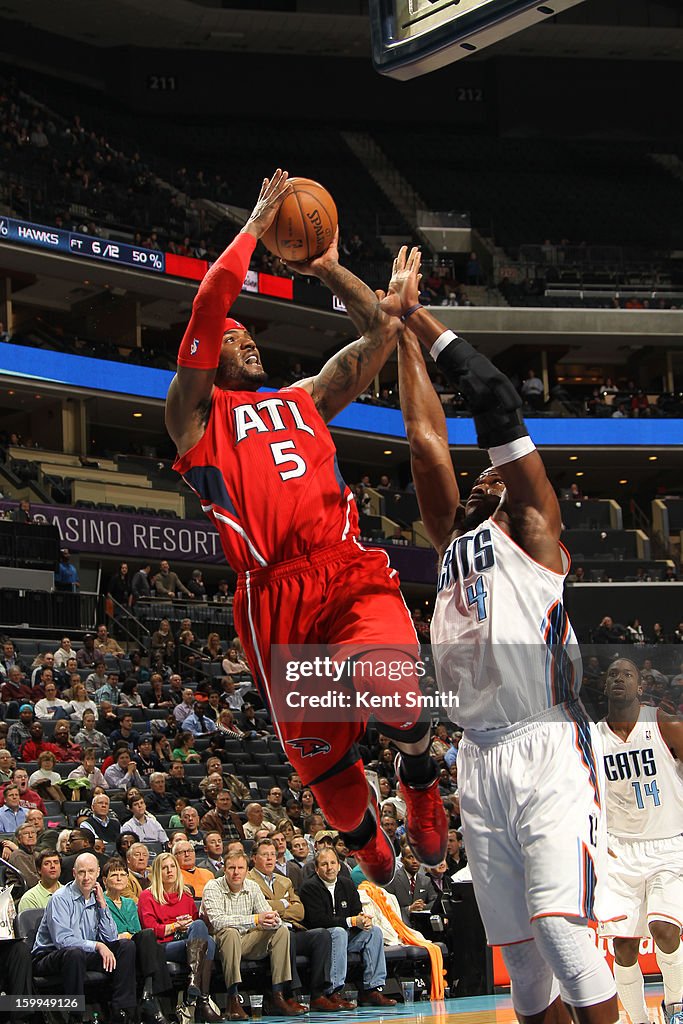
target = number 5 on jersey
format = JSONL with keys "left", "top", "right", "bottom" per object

{"left": 270, "top": 440, "right": 307, "bottom": 481}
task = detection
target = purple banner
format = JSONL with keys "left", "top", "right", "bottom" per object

{"left": 1, "top": 501, "right": 224, "bottom": 564}
{"left": 2, "top": 501, "right": 437, "bottom": 580}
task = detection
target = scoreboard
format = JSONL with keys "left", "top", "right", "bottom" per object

{"left": 0, "top": 215, "right": 165, "bottom": 274}
{"left": 370, "top": 0, "right": 586, "bottom": 79}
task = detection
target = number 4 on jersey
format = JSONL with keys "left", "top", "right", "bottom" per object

{"left": 466, "top": 575, "right": 488, "bottom": 622}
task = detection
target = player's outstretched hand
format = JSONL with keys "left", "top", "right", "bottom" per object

{"left": 379, "top": 245, "right": 421, "bottom": 318}
{"left": 283, "top": 227, "right": 340, "bottom": 278}
{"left": 243, "top": 169, "right": 292, "bottom": 240}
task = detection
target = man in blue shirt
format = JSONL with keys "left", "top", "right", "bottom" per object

{"left": 32, "top": 852, "right": 136, "bottom": 1022}
{"left": 0, "top": 784, "right": 27, "bottom": 832}
{"left": 54, "top": 549, "right": 80, "bottom": 592}
{"left": 182, "top": 701, "right": 217, "bottom": 737}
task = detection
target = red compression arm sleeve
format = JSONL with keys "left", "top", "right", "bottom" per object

{"left": 177, "top": 231, "right": 257, "bottom": 369}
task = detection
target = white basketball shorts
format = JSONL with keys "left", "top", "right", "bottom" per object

{"left": 458, "top": 701, "right": 612, "bottom": 946}
{"left": 598, "top": 833, "right": 683, "bottom": 938}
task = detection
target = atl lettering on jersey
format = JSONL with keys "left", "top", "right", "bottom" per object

{"left": 173, "top": 387, "right": 360, "bottom": 573}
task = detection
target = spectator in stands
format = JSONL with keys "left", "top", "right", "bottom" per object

{"left": 197, "top": 831, "right": 225, "bottom": 877}
{"left": 0, "top": 784, "right": 26, "bottom": 832}
{"left": 50, "top": 719, "right": 82, "bottom": 763}
{"left": 28, "top": 751, "right": 65, "bottom": 804}
{"left": 144, "top": 773, "right": 173, "bottom": 816}
{"left": 144, "top": 675, "right": 173, "bottom": 711}
{"left": 64, "top": 680, "right": 97, "bottom": 722}
{"left": 18, "top": 848, "right": 62, "bottom": 911}
{"left": 1, "top": 665, "right": 33, "bottom": 704}
{"left": 300, "top": 847, "right": 395, "bottom": 1007}
{"left": 7, "top": 767, "right": 46, "bottom": 813}
{"left": 0, "top": 749, "right": 13, "bottom": 784}
{"left": 122, "top": 841, "right": 151, "bottom": 902}
{"left": 133, "top": 734, "right": 162, "bottom": 780}
{"left": 202, "top": 633, "right": 223, "bottom": 662}
{"left": 85, "top": 660, "right": 107, "bottom": 695}
{"left": 2, "top": 819, "right": 39, "bottom": 885}
{"left": 0, "top": 640, "right": 25, "bottom": 677}
{"left": 172, "top": 838, "right": 213, "bottom": 896}
{"left": 131, "top": 563, "right": 152, "bottom": 605}
{"left": 521, "top": 368, "right": 545, "bottom": 409}
{"left": 221, "top": 648, "right": 250, "bottom": 678}
{"left": 154, "top": 559, "right": 191, "bottom": 599}
{"left": 108, "top": 711, "right": 139, "bottom": 751}
{"left": 33, "top": 679, "right": 68, "bottom": 720}
{"left": 20, "top": 721, "right": 56, "bottom": 762}
{"left": 594, "top": 615, "right": 627, "bottom": 643}
{"left": 201, "top": 848, "right": 303, "bottom": 1020}
{"left": 121, "top": 793, "right": 169, "bottom": 845}
{"left": 95, "top": 624, "right": 124, "bottom": 659}
{"left": 263, "top": 786, "right": 288, "bottom": 827}
{"left": 68, "top": 747, "right": 107, "bottom": 790}
{"left": 32, "top": 851, "right": 137, "bottom": 1023}
{"left": 11, "top": 499, "right": 33, "bottom": 524}
{"left": 281, "top": 772, "right": 303, "bottom": 806}
{"left": 77, "top": 633, "right": 104, "bottom": 671}
{"left": 430, "top": 724, "right": 451, "bottom": 763}
{"left": 166, "top": 760, "right": 196, "bottom": 802}
{"left": 151, "top": 619, "right": 175, "bottom": 666}
{"left": 95, "top": 670, "right": 122, "bottom": 706}
{"left": 82, "top": 793, "right": 121, "bottom": 845}
{"left": 244, "top": 803, "right": 275, "bottom": 840}
{"left": 213, "top": 580, "right": 231, "bottom": 604}
{"left": 7, "top": 704, "right": 34, "bottom": 756}
{"left": 174, "top": 688, "right": 196, "bottom": 727}
{"left": 54, "top": 548, "right": 79, "bottom": 592}
{"left": 101, "top": 857, "right": 173, "bottom": 1024}
{"left": 119, "top": 678, "right": 144, "bottom": 708}
{"left": 384, "top": 841, "right": 437, "bottom": 924}
{"left": 104, "top": 748, "right": 145, "bottom": 792}
{"left": 52, "top": 636, "right": 73, "bottom": 669}
{"left": 200, "top": 790, "right": 244, "bottom": 842}
{"left": 180, "top": 806, "right": 204, "bottom": 852}
{"left": 107, "top": 563, "right": 131, "bottom": 623}
{"left": 187, "top": 569, "right": 207, "bottom": 601}
{"left": 301, "top": 832, "right": 351, "bottom": 881}
{"left": 249, "top": 837, "right": 340, "bottom": 1010}
{"left": 74, "top": 709, "right": 109, "bottom": 754}
{"left": 182, "top": 701, "right": 217, "bottom": 739}
{"left": 138, "top": 852, "right": 220, "bottom": 1024}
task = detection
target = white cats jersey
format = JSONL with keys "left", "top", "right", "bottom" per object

{"left": 430, "top": 517, "right": 582, "bottom": 731}
{"left": 597, "top": 706, "right": 683, "bottom": 841}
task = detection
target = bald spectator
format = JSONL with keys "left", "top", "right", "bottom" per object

{"left": 174, "top": 688, "right": 196, "bottom": 727}
{"left": 32, "top": 851, "right": 137, "bottom": 1021}
{"left": 243, "top": 803, "right": 275, "bottom": 840}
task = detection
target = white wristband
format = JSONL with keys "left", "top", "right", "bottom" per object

{"left": 488, "top": 436, "right": 536, "bottom": 467}
{"left": 430, "top": 329, "right": 458, "bottom": 361}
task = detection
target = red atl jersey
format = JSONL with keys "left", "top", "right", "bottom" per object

{"left": 173, "top": 386, "right": 360, "bottom": 572}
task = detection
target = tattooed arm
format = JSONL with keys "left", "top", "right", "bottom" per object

{"left": 287, "top": 235, "right": 416, "bottom": 423}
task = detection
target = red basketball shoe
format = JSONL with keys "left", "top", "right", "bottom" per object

{"left": 396, "top": 756, "right": 448, "bottom": 867}
{"left": 351, "top": 796, "right": 396, "bottom": 885}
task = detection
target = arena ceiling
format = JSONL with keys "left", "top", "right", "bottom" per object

{"left": 0, "top": 0, "right": 682, "bottom": 61}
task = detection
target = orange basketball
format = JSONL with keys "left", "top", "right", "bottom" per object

{"left": 262, "top": 177, "right": 338, "bottom": 262}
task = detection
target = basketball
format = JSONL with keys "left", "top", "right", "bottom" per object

{"left": 262, "top": 177, "right": 338, "bottom": 262}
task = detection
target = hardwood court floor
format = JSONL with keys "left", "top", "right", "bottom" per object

{"left": 272, "top": 987, "right": 666, "bottom": 1024}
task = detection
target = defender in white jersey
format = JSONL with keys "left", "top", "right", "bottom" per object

{"left": 598, "top": 658, "right": 683, "bottom": 1024}
{"left": 390, "top": 266, "right": 617, "bottom": 1024}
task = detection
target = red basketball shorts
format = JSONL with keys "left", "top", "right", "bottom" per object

{"left": 233, "top": 539, "right": 422, "bottom": 785}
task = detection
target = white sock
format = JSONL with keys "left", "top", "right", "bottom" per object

{"left": 614, "top": 961, "right": 649, "bottom": 1024}
{"left": 656, "top": 942, "right": 683, "bottom": 1009}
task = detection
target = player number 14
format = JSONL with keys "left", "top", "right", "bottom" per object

{"left": 632, "top": 779, "right": 661, "bottom": 809}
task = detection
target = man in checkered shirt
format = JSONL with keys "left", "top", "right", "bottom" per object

{"left": 201, "top": 850, "right": 306, "bottom": 1019}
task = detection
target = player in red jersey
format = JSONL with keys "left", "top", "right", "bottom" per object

{"left": 166, "top": 170, "right": 447, "bottom": 884}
